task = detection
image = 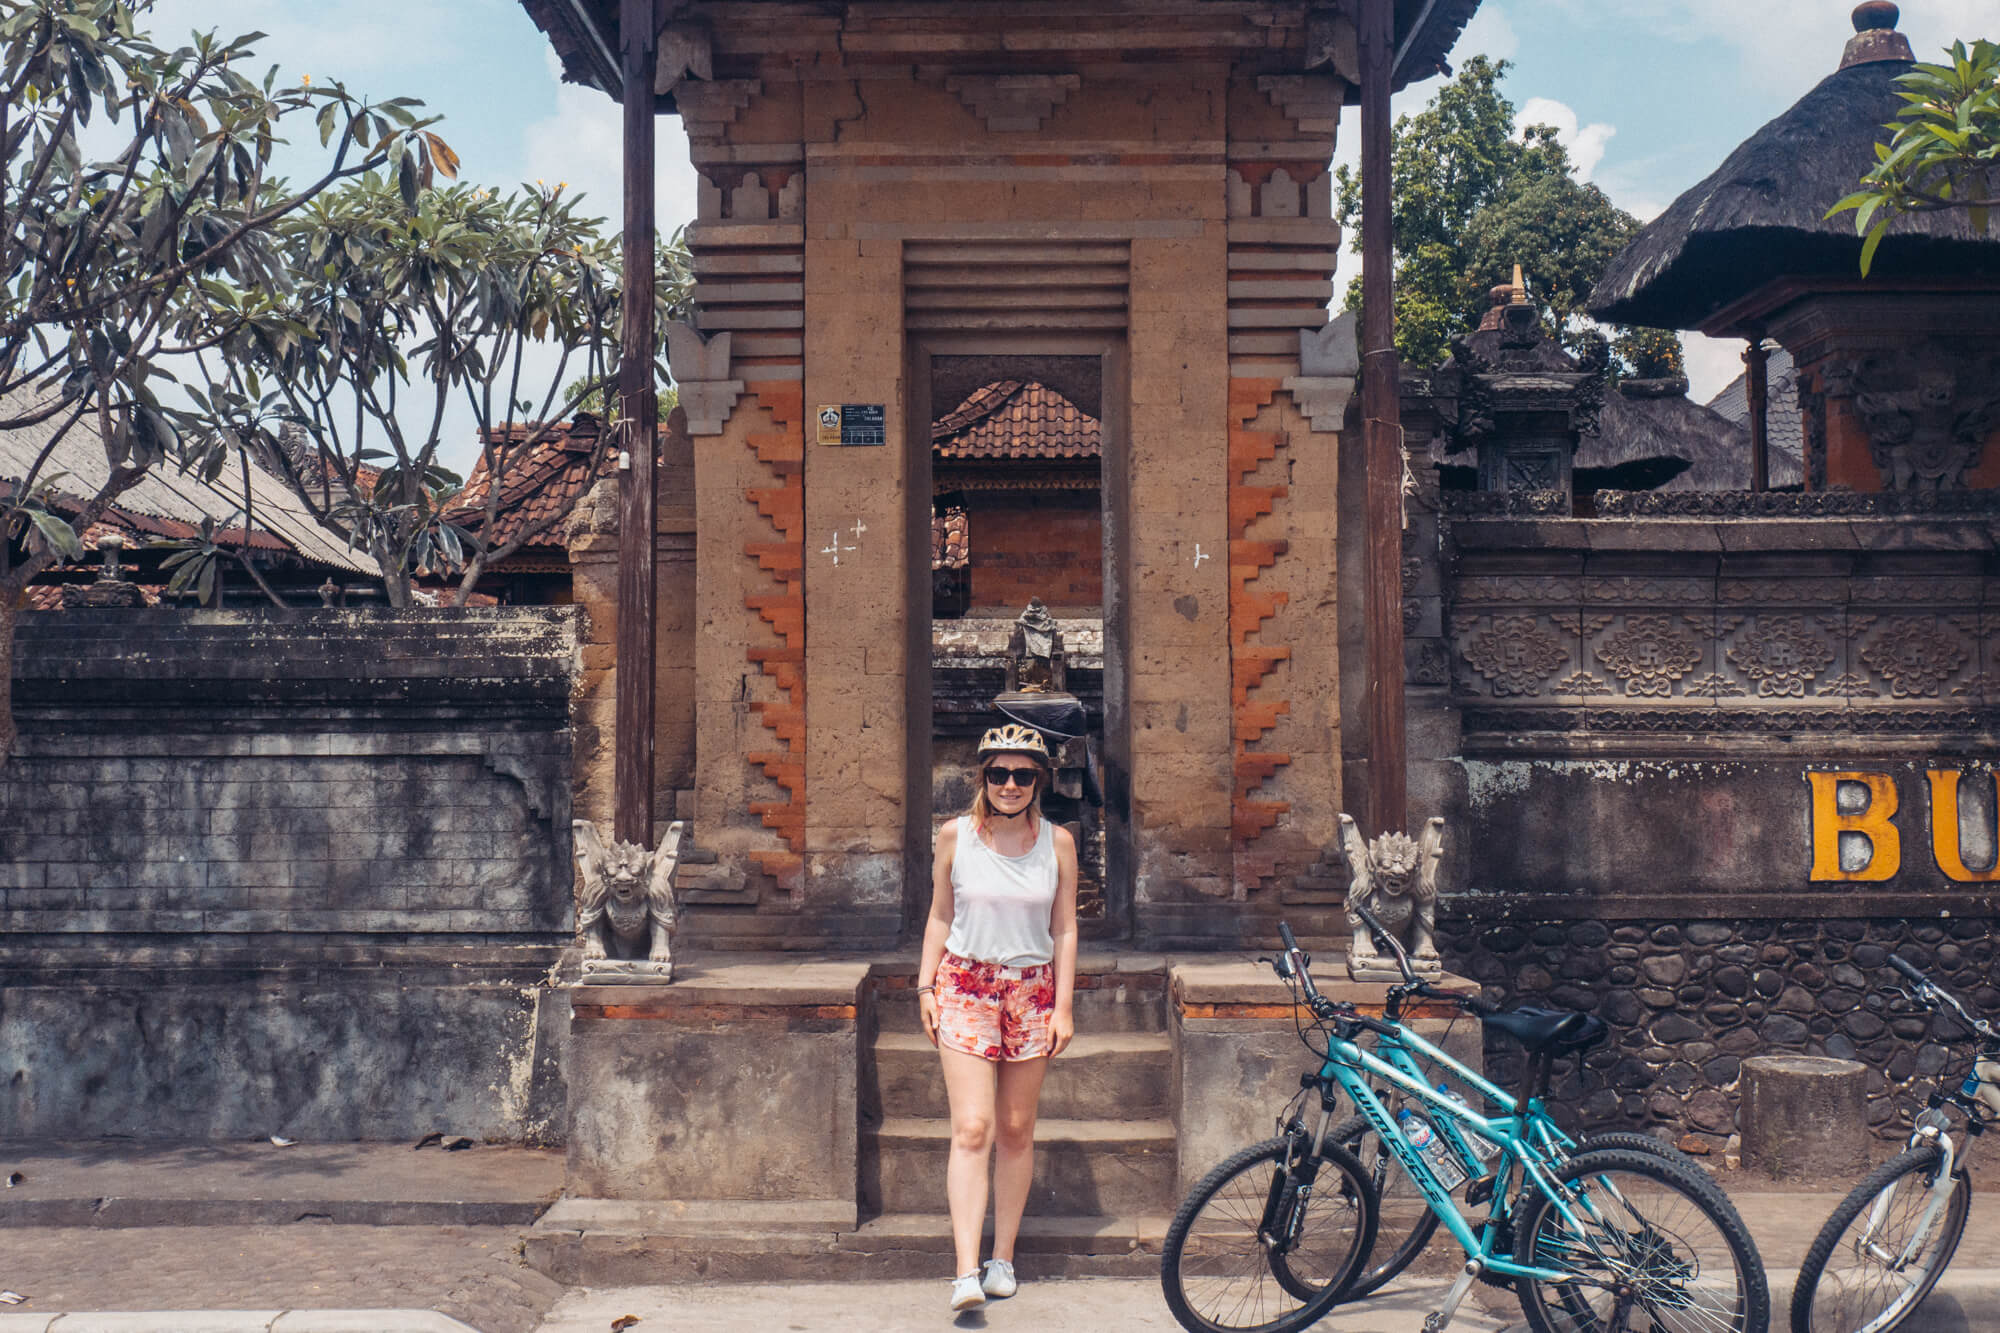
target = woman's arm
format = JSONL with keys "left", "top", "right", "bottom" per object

{"left": 917, "top": 819, "right": 958, "bottom": 1048}
{"left": 1047, "top": 824, "right": 1080, "bottom": 1057}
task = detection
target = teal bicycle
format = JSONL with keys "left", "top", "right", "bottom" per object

{"left": 1329, "top": 906, "right": 1749, "bottom": 1303}
{"left": 1160, "top": 916, "right": 1769, "bottom": 1333}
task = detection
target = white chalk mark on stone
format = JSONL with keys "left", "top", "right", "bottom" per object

{"left": 1193, "top": 544, "right": 1211, "bottom": 569}
{"left": 851, "top": 520, "right": 868, "bottom": 541}
{"left": 822, "top": 532, "right": 854, "bottom": 565}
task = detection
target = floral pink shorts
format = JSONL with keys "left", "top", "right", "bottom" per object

{"left": 934, "top": 951, "right": 1055, "bottom": 1062}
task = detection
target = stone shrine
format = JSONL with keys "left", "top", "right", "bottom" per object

{"left": 527, "top": 0, "right": 1479, "bottom": 948}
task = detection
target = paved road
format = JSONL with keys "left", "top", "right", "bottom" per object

{"left": 534, "top": 1278, "right": 1519, "bottom": 1333}
{"left": 0, "top": 1226, "right": 561, "bottom": 1333}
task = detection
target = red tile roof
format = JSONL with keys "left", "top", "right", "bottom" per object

{"left": 448, "top": 416, "right": 615, "bottom": 552}
{"left": 933, "top": 504, "right": 968, "bottom": 571}
{"left": 933, "top": 381, "right": 1099, "bottom": 461}
{"left": 23, "top": 583, "right": 163, "bottom": 610}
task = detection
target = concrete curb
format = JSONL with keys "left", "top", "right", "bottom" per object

{"left": 0, "top": 1313, "right": 478, "bottom": 1332}
{"left": 1767, "top": 1267, "right": 2000, "bottom": 1332}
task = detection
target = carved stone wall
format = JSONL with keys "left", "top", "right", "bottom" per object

{"left": 1446, "top": 510, "right": 2000, "bottom": 745}
{"left": 1420, "top": 505, "right": 2000, "bottom": 1139}
{"left": 0, "top": 609, "right": 576, "bottom": 1140}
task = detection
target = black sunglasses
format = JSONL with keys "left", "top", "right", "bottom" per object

{"left": 984, "top": 765, "right": 1041, "bottom": 788}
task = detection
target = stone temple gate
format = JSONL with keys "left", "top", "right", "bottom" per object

{"left": 525, "top": 0, "right": 1477, "bottom": 950}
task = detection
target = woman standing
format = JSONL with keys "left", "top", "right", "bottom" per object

{"left": 918, "top": 723, "right": 1079, "bottom": 1312}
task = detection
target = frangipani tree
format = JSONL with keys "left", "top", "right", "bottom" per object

{"left": 0, "top": 0, "right": 452, "bottom": 764}
{"left": 190, "top": 183, "right": 692, "bottom": 607}
{"left": 1832, "top": 38, "right": 2000, "bottom": 274}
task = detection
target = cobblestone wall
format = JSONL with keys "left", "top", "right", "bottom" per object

{"left": 1441, "top": 913, "right": 2000, "bottom": 1151}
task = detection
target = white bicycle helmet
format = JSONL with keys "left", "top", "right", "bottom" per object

{"left": 977, "top": 722, "right": 1051, "bottom": 763}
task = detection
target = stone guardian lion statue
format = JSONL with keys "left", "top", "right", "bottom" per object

{"left": 573, "top": 819, "right": 686, "bottom": 981}
{"left": 1340, "top": 812, "right": 1445, "bottom": 982}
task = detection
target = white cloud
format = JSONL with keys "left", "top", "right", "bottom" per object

{"left": 1453, "top": 4, "right": 1520, "bottom": 64}
{"left": 1568, "top": 0, "right": 1992, "bottom": 89}
{"left": 1681, "top": 333, "right": 1746, "bottom": 406}
{"left": 1515, "top": 97, "right": 1615, "bottom": 183}
{"left": 143, "top": 0, "right": 483, "bottom": 83}
{"left": 519, "top": 51, "right": 702, "bottom": 232}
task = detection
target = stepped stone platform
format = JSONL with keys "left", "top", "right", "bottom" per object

{"left": 527, "top": 949, "right": 1478, "bottom": 1285}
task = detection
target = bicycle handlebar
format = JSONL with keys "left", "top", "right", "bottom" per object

{"left": 1890, "top": 955, "right": 1997, "bottom": 1042}
{"left": 1352, "top": 902, "right": 1418, "bottom": 984}
{"left": 1270, "top": 918, "right": 1495, "bottom": 1028}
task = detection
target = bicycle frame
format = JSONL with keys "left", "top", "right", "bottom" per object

{"left": 1314, "top": 1023, "right": 1596, "bottom": 1285}
{"left": 1851, "top": 960, "right": 1998, "bottom": 1276}
{"left": 1353, "top": 1019, "right": 1586, "bottom": 1183}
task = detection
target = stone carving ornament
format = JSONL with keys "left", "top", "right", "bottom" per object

{"left": 1462, "top": 616, "right": 1568, "bottom": 696}
{"left": 1819, "top": 346, "right": 2000, "bottom": 492}
{"left": 1726, "top": 616, "right": 1835, "bottom": 697}
{"left": 1859, "top": 618, "right": 1969, "bottom": 698}
{"left": 1340, "top": 813, "right": 1444, "bottom": 982}
{"left": 1590, "top": 488, "right": 2000, "bottom": 519}
{"left": 1595, "top": 615, "right": 1703, "bottom": 696}
{"left": 573, "top": 820, "right": 687, "bottom": 981}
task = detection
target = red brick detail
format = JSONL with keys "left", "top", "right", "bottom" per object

{"left": 741, "top": 381, "right": 807, "bottom": 895}
{"left": 1228, "top": 378, "right": 1292, "bottom": 898}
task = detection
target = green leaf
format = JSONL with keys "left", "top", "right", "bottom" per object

{"left": 1859, "top": 216, "right": 1890, "bottom": 277}
{"left": 27, "top": 510, "right": 85, "bottom": 561}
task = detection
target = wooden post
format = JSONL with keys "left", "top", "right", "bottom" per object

{"left": 1745, "top": 337, "right": 1770, "bottom": 494}
{"left": 1359, "top": 0, "right": 1406, "bottom": 838}
{"left": 613, "top": 0, "right": 659, "bottom": 847}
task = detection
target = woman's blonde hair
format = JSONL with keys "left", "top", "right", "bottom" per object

{"left": 965, "top": 749, "right": 1050, "bottom": 836}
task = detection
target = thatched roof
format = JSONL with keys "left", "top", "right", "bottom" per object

{"left": 516, "top": 0, "right": 1483, "bottom": 99}
{"left": 1589, "top": 41, "right": 2000, "bottom": 331}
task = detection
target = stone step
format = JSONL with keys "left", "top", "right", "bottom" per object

{"left": 870, "top": 1031, "right": 1172, "bottom": 1122}
{"left": 523, "top": 1207, "right": 1169, "bottom": 1285}
{"left": 865, "top": 1117, "right": 1178, "bottom": 1216}
{"left": 874, "top": 964, "right": 1168, "bottom": 1035}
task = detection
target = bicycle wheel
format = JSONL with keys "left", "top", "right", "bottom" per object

{"left": 1327, "top": 1112, "right": 1443, "bottom": 1299}
{"left": 1790, "top": 1142, "right": 1970, "bottom": 1333}
{"left": 1514, "top": 1146, "right": 1770, "bottom": 1333}
{"left": 1579, "top": 1131, "right": 1758, "bottom": 1233}
{"left": 1161, "top": 1135, "right": 1378, "bottom": 1333}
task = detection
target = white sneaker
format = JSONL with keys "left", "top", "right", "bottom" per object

{"left": 981, "top": 1258, "right": 1018, "bottom": 1298}
{"left": 950, "top": 1271, "right": 987, "bottom": 1311}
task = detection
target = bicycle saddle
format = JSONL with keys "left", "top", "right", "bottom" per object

{"left": 1479, "top": 1005, "right": 1608, "bottom": 1055}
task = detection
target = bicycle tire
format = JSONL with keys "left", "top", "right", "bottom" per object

{"left": 1577, "top": 1131, "right": 1760, "bottom": 1237}
{"left": 1790, "top": 1142, "right": 1970, "bottom": 1333}
{"left": 1577, "top": 1130, "right": 1705, "bottom": 1177}
{"left": 1161, "top": 1135, "right": 1378, "bottom": 1333}
{"left": 1327, "top": 1112, "right": 1443, "bottom": 1300}
{"left": 1514, "top": 1146, "right": 1770, "bottom": 1333}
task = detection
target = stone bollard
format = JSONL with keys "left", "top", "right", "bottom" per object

{"left": 1740, "top": 1054, "right": 1868, "bottom": 1181}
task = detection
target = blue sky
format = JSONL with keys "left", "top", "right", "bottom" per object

{"left": 143, "top": 0, "right": 1990, "bottom": 473}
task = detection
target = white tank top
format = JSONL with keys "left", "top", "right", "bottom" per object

{"left": 945, "top": 814, "right": 1058, "bottom": 967}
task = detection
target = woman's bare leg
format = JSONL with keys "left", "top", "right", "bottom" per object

{"left": 939, "top": 1046, "right": 999, "bottom": 1275}
{"left": 990, "top": 1055, "right": 1049, "bottom": 1265}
